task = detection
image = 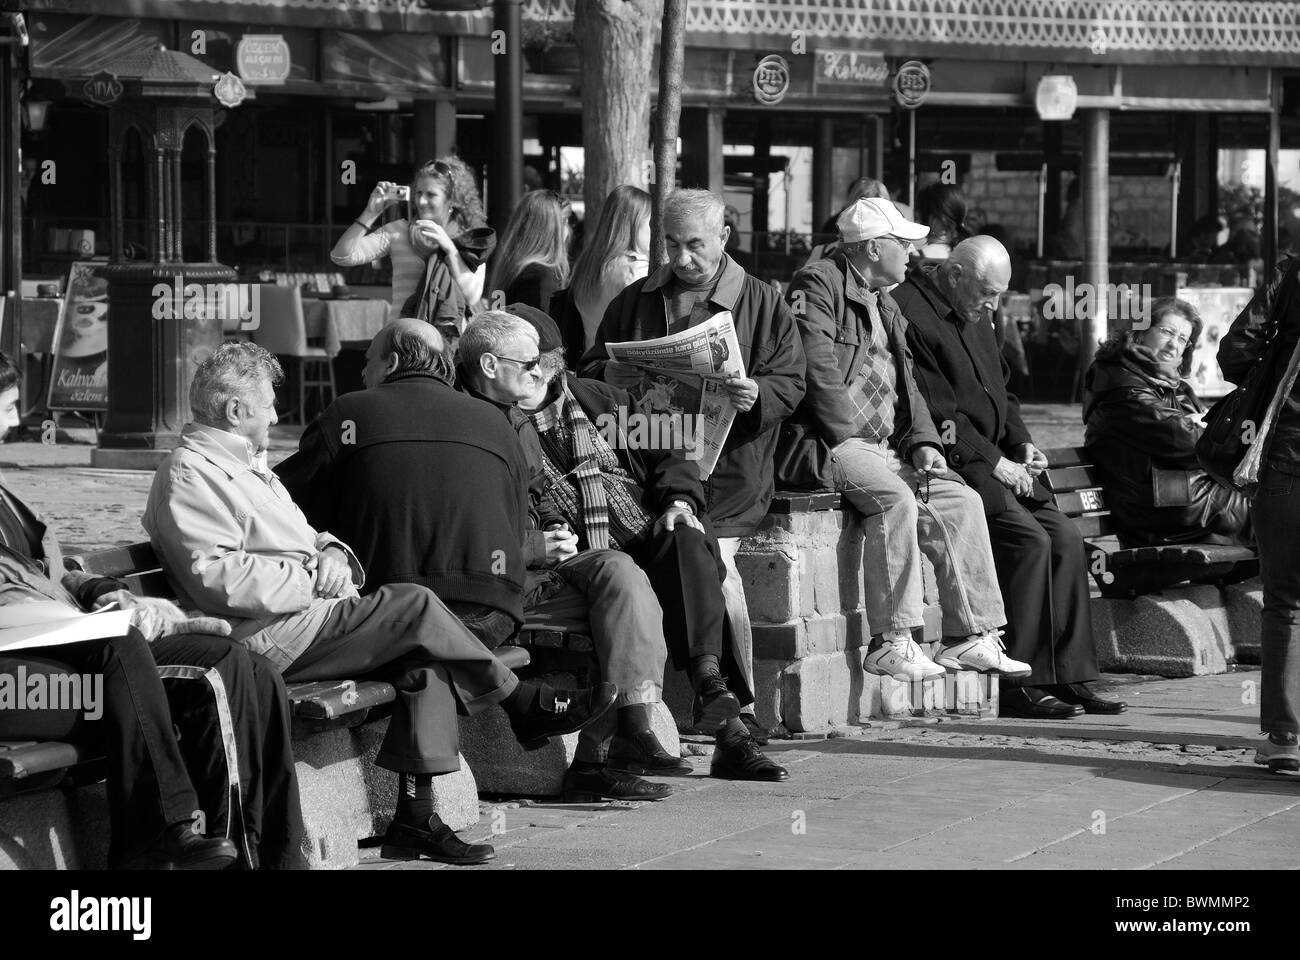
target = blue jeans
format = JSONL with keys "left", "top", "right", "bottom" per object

{"left": 830, "top": 438, "right": 1007, "bottom": 637}
{"left": 1252, "top": 465, "right": 1300, "bottom": 735}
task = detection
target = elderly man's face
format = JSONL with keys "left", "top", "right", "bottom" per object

{"left": 234, "top": 378, "right": 278, "bottom": 453}
{"left": 481, "top": 334, "right": 543, "bottom": 404}
{"left": 950, "top": 260, "right": 1010, "bottom": 322}
{"left": 664, "top": 213, "right": 729, "bottom": 285}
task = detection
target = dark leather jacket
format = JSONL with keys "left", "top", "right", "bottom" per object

{"left": 1218, "top": 256, "right": 1300, "bottom": 474}
{"left": 1082, "top": 344, "right": 1207, "bottom": 539}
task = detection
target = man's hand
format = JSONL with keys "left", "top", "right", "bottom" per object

{"left": 654, "top": 502, "right": 703, "bottom": 536}
{"left": 911, "top": 445, "right": 948, "bottom": 477}
{"left": 542, "top": 525, "right": 579, "bottom": 565}
{"left": 305, "top": 546, "right": 353, "bottom": 599}
{"left": 94, "top": 590, "right": 231, "bottom": 643}
{"left": 603, "top": 360, "right": 644, "bottom": 389}
{"left": 993, "top": 457, "right": 1034, "bottom": 498}
{"left": 722, "top": 376, "right": 759, "bottom": 412}
{"left": 1015, "top": 442, "right": 1049, "bottom": 478}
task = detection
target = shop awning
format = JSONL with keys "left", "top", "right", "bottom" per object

{"left": 19, "top": 0, "right": 483, "bottom": 33}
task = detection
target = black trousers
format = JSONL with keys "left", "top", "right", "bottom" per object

{"left": 0, "top": 628, "right": 197, "bottom": 867}
{"left": 152, "top": 634, "right": 306, "bottom": 870}
{"left": 630, "top": 527, "right": 754, "bottom": 707}
{"left": 985, "top": 498, "right": 1100, "bottom": 688}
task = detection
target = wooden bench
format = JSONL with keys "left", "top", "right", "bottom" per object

{"left": 1042, "top": 446, "right": 1259, "bottom": 598}
{"left": 0, "top": 541, "right": 530, "bottom": 792}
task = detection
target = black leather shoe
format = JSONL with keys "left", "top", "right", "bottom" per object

{"left": 999, "top": 686, "right": 1083, "bottom": 719}
{"left": 740, "top": 713, "right": 770, "bottom": 746}
{"left": 1050, "top": 682, "right": 1128, "bottom": 715}
{"left": 381, "top": 815, "right": 495, "bottom": 865}
{"left": 125, "top": 824, "right": 239, "bottom": 870}
{"left": 710, "top": 736, "right": 789, "bottom": 782}
{"left": 692, "top": 674, "right": 741, "bottom": 729}
{"left": 561, "top": 765, "right": 673, "bottom": 802}
{"left": 607, "top": 730, "right": 694, "bottom": 776}
{"left": 510, "top": 682, "right": 618, "bottom": 750}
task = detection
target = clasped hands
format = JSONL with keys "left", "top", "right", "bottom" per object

{"left": 993, "top": 443, "right": 1048, "bottom": 498}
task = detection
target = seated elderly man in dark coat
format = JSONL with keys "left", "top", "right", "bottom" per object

{"left": 894, "top": 237, "right": 1125, "bottom": 721}
{"left": 1083, "top": 296, "right": 1250, "bottom": 546}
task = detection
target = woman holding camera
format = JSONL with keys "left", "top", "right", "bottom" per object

{"left": 331, "top": 157, "right": 489, "bottom": 314}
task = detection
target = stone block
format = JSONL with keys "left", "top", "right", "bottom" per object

{"left": 291, "top": 718, "right": 478, "bottom": 869}
{"left": 735, "top": 547, "right": 802, "bottom": 622}
{"left": 1225, "top": 578, "right": 1263, "bottom": 664}
{"left": 460, "top": 700, "right": 679, "bottom": 797}
{"left": 949, "top": 671, "right": 997, "bottom": 715}
{"left": 781, "top": 651, "right": 860, "bottom": 731}
{"left": 1090, "top": 592, "right": 1227, "bottom": 676}
{"left": 751, "top": 614, "right": 845, "bottom": 660}
{"left": 876, "top": 674, "right": 913, "bottom": 719}
{"left": 0, "top": 789, "right": 80, "bottom": 869}
{"left": 750, "top": 656, "right": 786, "bottom": 731}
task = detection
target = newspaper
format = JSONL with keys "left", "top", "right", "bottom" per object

{"left": 0, "top": 602, "right": 133, "bottom": 653}
{"left": 604, "top": 311, "right": 745, "bottom": 478}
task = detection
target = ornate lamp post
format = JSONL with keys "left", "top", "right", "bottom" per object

{"left": 89, "top": 46, "right": 234, "bottom": 469}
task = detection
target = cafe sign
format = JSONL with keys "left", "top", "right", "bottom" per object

{"left": 236, "top": 34, "right": 291, "bottom": 85}
{"left": 752, "top": 54, "right": 790, "bottom": 105}
{"left": 893, "top": 60, "right": 931, "bottom": 109}
{"left": 815, "top": 49, "right": 889, "bottom": 91}
{"left": 81, "top": 71, "right": 122, "bottom": 107}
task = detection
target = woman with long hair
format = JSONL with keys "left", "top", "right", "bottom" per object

{"left": 1083, "top": 296, "right": 1249, "bottom": 546}
{"left": 563, "top": 185, "right": 650, "bottom": 354}
{"left": 488, "top": 190, "right": 573, "bottom": 311}
{"left": 331, "top": 156, "right": 490, "bottom": 313}
{"left": 915, "top": 182, "right": 970, "bottom": 260}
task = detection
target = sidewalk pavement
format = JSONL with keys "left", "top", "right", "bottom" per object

{"left": 6, "top": 409, "right": 1294, "bottom": 871}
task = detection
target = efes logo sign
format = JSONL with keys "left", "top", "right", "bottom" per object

{"left": 752, "top": 54, "right": 790, "bottom": 105}
{"left": 214, "top": 72, "right": 247, "bottom": 108}
{"left": 892, "top": 60, "right": 931, "bottom": 109}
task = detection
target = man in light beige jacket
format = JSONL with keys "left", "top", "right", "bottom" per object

{"left": 144, "top": 342, "right": 615, "bottom": 866}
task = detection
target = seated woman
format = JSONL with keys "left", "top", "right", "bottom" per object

{"left": 487, "top": 190, "right": 573, "bottom": 311}
{"left": 1082, "top": 296, "right": 1251, "bottom": 546}
{"left": 552, "top": 184, "right": 650, "bottom": 363}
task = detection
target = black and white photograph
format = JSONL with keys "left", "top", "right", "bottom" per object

{"left": 0, "top": 0, "right": 1294, "bottom": 941}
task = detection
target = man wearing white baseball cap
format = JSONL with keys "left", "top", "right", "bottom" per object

{"left": 776, "top": 198, "right": 1028, "bottom": 685}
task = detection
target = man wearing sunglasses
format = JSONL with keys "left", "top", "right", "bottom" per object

{"left": 457, "top": 311, "right": 696, "bottom": 801}
{"left": 779, "top": 198, "right": 1028, "bottom": 688}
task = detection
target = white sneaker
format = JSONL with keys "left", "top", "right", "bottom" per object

{"left": 863, "top": 633, "right": 946, "bottom": 681}
{"left": 934, "top": 630, "right": 1031, "bottom": 678}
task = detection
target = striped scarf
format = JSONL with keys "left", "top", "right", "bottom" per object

{"left": 531, "top": 385, "right": 614, "bottom": 550}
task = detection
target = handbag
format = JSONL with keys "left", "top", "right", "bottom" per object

{"left": 1151, "top": 467, "right": 1193, "bottom": 508}
{"left": 1196, "top": 258, "right": 1300, "bottom": 492}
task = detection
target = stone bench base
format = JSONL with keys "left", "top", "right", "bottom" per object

{"left": 1092, "top": 577, "right": 1263, "bottom": 677}
{"left": 460, "top": 700, "right": 681, "bottom": 797}
{"left": 0, "top": 716, "right": 480, "bottom": 871}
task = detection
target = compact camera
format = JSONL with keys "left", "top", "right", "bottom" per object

{"left": 388, "top": 185, "right": 411, "bottom": 202}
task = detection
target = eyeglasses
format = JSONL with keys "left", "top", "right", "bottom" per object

{"left": 431, "top": 160, "right": 453, "bottom": 176}
{"left": 882, "top": 236, "right": 912, "bottom": 250}
{"left": 494, "top": 354, "right": 541, "bottom": 372}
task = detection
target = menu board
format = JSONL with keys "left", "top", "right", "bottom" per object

{"left": 1175, "top": 286, "right": 1255, "bottom": 400}
{"left": 48, "top": 261, "right": 109, "bottom": 411}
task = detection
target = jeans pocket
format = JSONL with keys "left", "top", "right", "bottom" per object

{"left": 1260, "top": 471, "right": 1294, "bottom": 498}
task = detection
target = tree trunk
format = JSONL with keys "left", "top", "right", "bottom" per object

{"left": 651, "top": 0, "right": 687, "bottom": 271}
{"left": 575, "top": 0, "right": 662, "bottom": 230}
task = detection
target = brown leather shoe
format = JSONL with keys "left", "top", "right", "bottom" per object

{"left": 999, "top": 685, "right": 1083, "bottom": 719}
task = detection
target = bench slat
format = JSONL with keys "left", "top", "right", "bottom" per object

{"left": 0, "top": 740, "right": 85, "bottom": 780}
{"left": 81, "top": 542, "right": 162, "bottom": 578}
{"left": 1043, "top": 465, "right": 1097, "bottom": 493}
{"left": 1041, "top": 446, "right": 1089, "bottom": 469}
{"left": 770, "top": 491, "right": 843, "bottom": 513}
{"left": 1054, "top": 489, "right": 1107, "bottom": 516}
{"left": 1074, "top": 515, "right": 1118, "bottom": 538}
{"left": 287, "top": 680, "right": 397, "bottom": 720}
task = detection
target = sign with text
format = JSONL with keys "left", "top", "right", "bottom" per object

{"left": 48, "top": 262, "right": 109, "bottom": 412}
{"left": 236, "top": 34, "right": 291, "bottom": 84}
{"left": 815, "top": 49, "right": 888, "bottom": 92}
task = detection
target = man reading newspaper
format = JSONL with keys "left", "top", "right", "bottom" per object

{"left": 581, "top": 189, "right": 806, "bottom": 747}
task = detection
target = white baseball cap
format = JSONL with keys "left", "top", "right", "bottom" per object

{"left": 837, "top": 198, "right": 930, "bottom": 244}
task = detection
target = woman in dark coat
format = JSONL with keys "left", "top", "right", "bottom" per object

{"left": 1083, "top": 296, "right": 1250, "bottom": 546}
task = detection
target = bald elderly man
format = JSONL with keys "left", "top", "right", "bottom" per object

{"left": 894, "top": 237, "right": 1125, "bottom": 720}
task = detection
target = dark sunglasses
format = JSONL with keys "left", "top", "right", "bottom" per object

{"left": 494, "top": 354, "right": 541, "bottom": 372}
